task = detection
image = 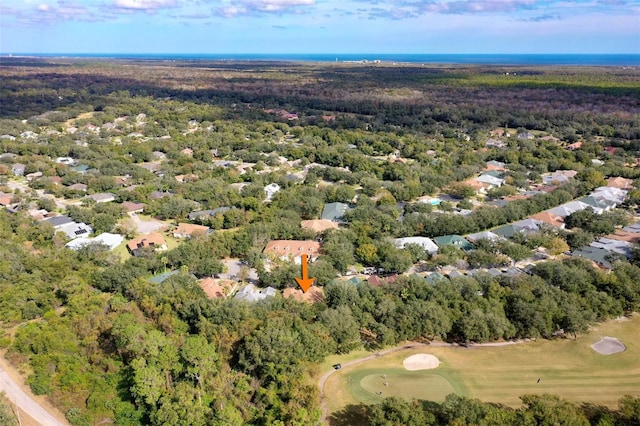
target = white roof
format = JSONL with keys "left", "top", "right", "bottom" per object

{"left": 466, "top": 231, "right": 502, "bottom": 243}
{"left": 548, "top": 201, "right": 590, "bottom": 217}
{"left": 65, "top": 237, "right": 93, "bottom": 250}
{"left": 64, "top": 232, "right": 123, "bottom": 250}
{"left": 93, "top": 233, "right": 125, "bottom": 250}
{"left": 394, "top": 237, "right": 438, "bottom": 254}
{"left": 476, "top": 174, "right": 504, "bottom": 186}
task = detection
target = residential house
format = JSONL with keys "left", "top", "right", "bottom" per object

{"left": 590, "top": 238, "right": 634, "bottom": 258}
{"left": 175, "top": 174, "right": 198, "bottom": 183}
{"left": 571, "top": 247, "right": 617, "bottom": 269}
{"left": 199, "top": 278, "right": 234, "bottom": 299}
{"left": 475, "top": 174, "right": 503, "bottom": 189}
{"left": 121, "top": 201, "right": 145, "bottom": 214}
{"left": 26, "top": 171, "right": 43, "bottom": 181}
{"left": 433, "top": 235, "right": 473, "bottom": 251}
{"left": 511, "top": 218, "right": 544, "bottom": 232}
{"left": 44, "top": 215, "right": 74, "bottom": 228}
{"left": 607, "top": 177, "right": 634, "bottom": 190}
{"left": 57, "top": 222, "right": 93, "bottom": 240}
{"left": 424, "top": 272, "right": 446, "bottom": 284}
{"left": 149, "top": 191, "right": 173, "bottom": 200}
{"left": 529, "top": 211, "right": 565, "bottom": 229}
{"left": 394, "top": 236, "right": 438, "bottom": 256}
{"left": 189, "top": 207, "right": 233, "bottom": 221}
{"left": 321, "top": 202, "right": 351, "bottom": 222}
{"left": 485, "top": 160, "right": 506, "bottom": 171}
{"left": 67, "top": 183, "right": 88, "bottom": 192}
{"left": 233, "top": 284, "right": 277, "bottom": 303}
{"left": 147, "top": 270, "right": 181, "bottom": 284}
{"left": 65, "top": 232, "right": 124, "bottom": 251}
{"left": 0, "top": 153, "right": 17, "bottom": 161}
{"left": 173, "top": 223, "right": 210, "bottom": 238}
{"left": 566, "top": 141, "right": 583, "bottom": 151}
{"left": 283, "top": 286, "right": 325, "bottom": 304}
{"left": 517, "top": 131, "right": 534, "bottom": 140}
{"left": 87, "top": 193, "right": 116, "bottom": 203}
{"left": 493, "top": 224, "right": 531, "bottom": 239}
{"left": 0, "top": 193, "right": 14, "bottom": 207}
{"left": 548, "top": 200, "right": 591, "bottom": 218}
{"left": 180, "top": 148, "right": 194, "bottom": 157}
{"left": 465, "top": 231, "right": 503, "bottom": 243}
{"left": 263, "top": 240, "right": 321, "bottom": 264}
{"left": 264, "top": 183, "right": 281, "bottom": 202}
{"left": 300, "top": 219, "right": 339, "bottom": 233}
{"left": 367, "top": 275, "right": 398, "bottom": 287}
{"left": 592, "top": 187, "right": 627, "bottom": 204}
{"left": 485, "top": 138, "right": 506, "bottom": 148}
{"left": 127, "top": 232, "right": 167, "bottom": 256}
{"left": 578, "top": 196, "right": 611, "bottom": 214}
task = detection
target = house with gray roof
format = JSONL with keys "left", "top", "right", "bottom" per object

{"left": 189, "top": 207, "right": 233, "bottom": 221}
{"left": 87, "top": 193, "right": 116, "bottom": 203}
{"left": 233, "top": 284, "right": 277, "bottom": 303}
{"left": 12, "top": 163, "right": 25, "bottom": 176}
{"left": 571, "top": 247, "right": 619, "bottom": 269}
{"left": 590, "top": 238, "right": 634, "bottom": 258}
{"left": 58, "top": 222, "right": 93, "bottom": 239}
{"left": 548, "top": 200, "right": 591, "bottom": 218}
{"left": 321, "top": 202, "right": 351, "bottom": 223}
{"left": 44, "top": 215, "right": 74, "bottom": 228}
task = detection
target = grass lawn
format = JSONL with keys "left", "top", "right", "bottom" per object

{"left": 324, "top": 314, "right": 640, "bottom": 418}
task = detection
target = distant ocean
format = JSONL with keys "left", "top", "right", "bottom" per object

{"left": 4, "top": 53, "right": 640, "bottom": 66}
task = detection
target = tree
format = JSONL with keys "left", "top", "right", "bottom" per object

{"left": 519, "top": 394, "right": 590, "bottom": 426}
{"left": 319, "top": 306, "right": 361, "bottom": 353}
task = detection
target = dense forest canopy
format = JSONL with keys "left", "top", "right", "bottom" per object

{"left": 0, "top": 58, "right": 639, "bottom": 425}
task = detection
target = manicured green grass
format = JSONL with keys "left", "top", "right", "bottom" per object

{"left": 349, "top": 368, "right": 466, "bottom": 405}
{"left": 324, "top": 314, "right": 640, "bottom": 417}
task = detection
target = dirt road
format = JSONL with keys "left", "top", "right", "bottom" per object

{"left": 0, "top": 363, "right": 68, "bottom": 426}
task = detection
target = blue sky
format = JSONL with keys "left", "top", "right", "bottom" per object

{"left": 1, "top": 0, "right": 639, "bottom": 54}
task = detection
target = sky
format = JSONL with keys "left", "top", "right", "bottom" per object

{"left": 0, "top": 0, "right": 639, "bottom": 54}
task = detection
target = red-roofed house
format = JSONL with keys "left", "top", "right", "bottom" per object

{"left": 607, "top": 177, "right": 634, "bottom": 190}
{"left": 173, "top": 223, "right": 210, "bottom": 238}
{"left": 529, "top": 211, "right": 565, "bottom": 229}
{"left": 263, "top": 240, "right": 321, "bottom": 264}
{"left": 127, "top": 232, "right": 167, "bottom": 256}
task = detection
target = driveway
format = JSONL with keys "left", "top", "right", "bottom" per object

{"left": 129, "top": 213, "right": 168, "bottom": 234}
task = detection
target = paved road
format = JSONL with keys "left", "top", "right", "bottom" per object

{"left": 0, "top": 365, "right": 67, "bottom": 426}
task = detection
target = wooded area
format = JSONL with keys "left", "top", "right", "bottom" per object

{"left": 0, "top": 58, "right": 639, "bottom": 425}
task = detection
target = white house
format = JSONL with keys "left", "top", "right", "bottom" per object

{"left": 394, "top": 237, "right": 438, "bottom": 256}
{"left": 476, "top": 174, "right": 504, "bottom": 187}
{"left": 264, "top": 183, "right": 281, "bottom": 202}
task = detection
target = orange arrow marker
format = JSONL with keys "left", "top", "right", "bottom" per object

{"left": 295, "top": 253, "right": 315, "bottom": 293}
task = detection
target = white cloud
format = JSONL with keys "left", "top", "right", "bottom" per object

{"left": 217, "top": 0, "right": 316, "bottom": 17}
{"left": 113, "top": 0, "right": 177, "bottom": 10}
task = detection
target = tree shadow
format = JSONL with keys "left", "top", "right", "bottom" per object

{"left": 326, "top": 404, "right": 369, "bottom": 426}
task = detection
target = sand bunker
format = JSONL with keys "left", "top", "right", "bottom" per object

{"left": 403, "top": 354, "right": 440, "bottom": 370}
{"left": 591, "top": 336, "right": 626, "bottom": 355}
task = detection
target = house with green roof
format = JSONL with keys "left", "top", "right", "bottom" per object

{"left": 321, "top": 202, "right": 351, "bottom": 222}
{"left": 433, "top": 234, "right": 473, "bottom": 251}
